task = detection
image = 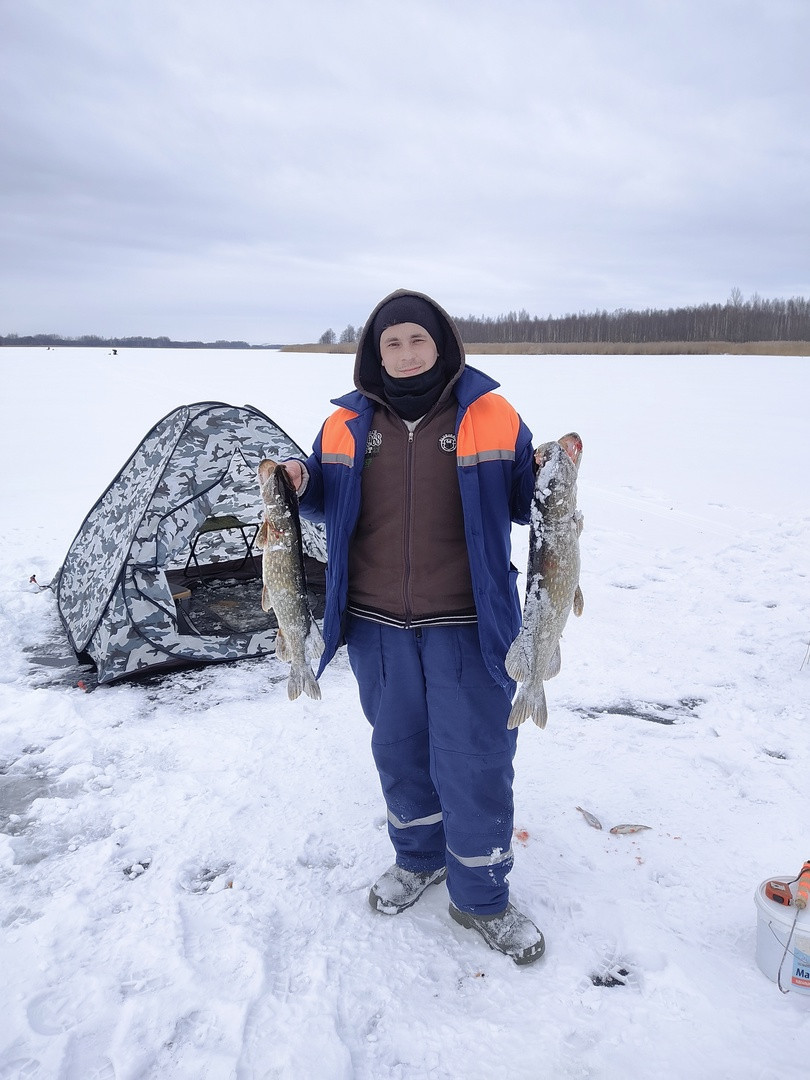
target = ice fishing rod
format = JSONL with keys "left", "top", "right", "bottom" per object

{"left": 773, "top": 860, "right": 810, "bottom": 994}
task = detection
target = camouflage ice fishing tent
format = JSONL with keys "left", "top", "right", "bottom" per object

{"left": 57, "top": 401, "right": 326, "bottom": 685}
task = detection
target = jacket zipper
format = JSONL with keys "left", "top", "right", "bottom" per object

{"left": 402, "top": 426, "right": 415, "bottom": 626}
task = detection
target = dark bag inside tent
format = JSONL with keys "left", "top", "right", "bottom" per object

{"left": 165, "top": 544, "right": 326, "bottom": 641}
{"left": 55, "top": 402, "right": 327, "bottom": 685}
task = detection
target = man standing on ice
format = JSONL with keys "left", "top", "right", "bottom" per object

{"left": 282, "top": 289, "right": 545, "bottom": 965}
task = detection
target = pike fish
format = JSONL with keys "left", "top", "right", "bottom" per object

{"left": 256, "top": 459, "right": 325, "bottom": 700}
{"left": 505, "top": 432, "right": 584, "bottom": 729}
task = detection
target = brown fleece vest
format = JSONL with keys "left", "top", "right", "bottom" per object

{"left": 347, "top": 400, "right": 476, "bottom": 626}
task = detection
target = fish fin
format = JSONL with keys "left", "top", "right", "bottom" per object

{"left": 275, "top": 628, "right": 292, "bottom": 662}
{"left": 288, "top": 662, "right": 321, "bottom": 702}
{"left": 533, "top": 688, "right": 549, "bottom": 729}
{"left": 306, "top": 620, "right": 325, "bottom": 660}
{"left": 505, "top": 632, "right": 532, "bottom": 682}
{"left": 256, "top": 520, "right": 269, "bottom": 550}
{"left": 302, "top": 666, "right": 322, "bottom": 700}
{"left": 286, "top": 668, "right": 302, "bottom": 701}
{"left": 261, "top": 585, "right": 273, "bottom": 613}
{"left": 544, "top": 643, "right": 562, "bottom": 679}
{"left": 506, "top": 691, "right": 528, "bottom": 728}
{"left": 507, "top": 683, "right": 548, "bottom": 729}
{"left": 573, "top": 585, "right": 584, "bottom": 616}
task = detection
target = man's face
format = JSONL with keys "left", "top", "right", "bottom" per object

{"left": 379, "top": 322, "right": 439, "bottom": 378}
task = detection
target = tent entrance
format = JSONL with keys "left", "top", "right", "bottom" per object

{"left": 183, "top": 514, "right": 260, "bottom": 578}
{"left": 165, "top": 555, "right": 326, "bottom": 640}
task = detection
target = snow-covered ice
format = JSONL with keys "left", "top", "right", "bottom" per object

{"left": 1, "top": 346, "right": 808, "bottom": 1079}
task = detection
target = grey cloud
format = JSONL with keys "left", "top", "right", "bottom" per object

{"left": 1, "top": 0, "right": 807, "bottom": 342}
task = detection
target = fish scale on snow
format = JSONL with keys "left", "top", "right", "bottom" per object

{"left": 256, "top": 460, "right": 324, "bottom": 700}
{"left": 506, "top": 432, "right": 584, "bottom": 729}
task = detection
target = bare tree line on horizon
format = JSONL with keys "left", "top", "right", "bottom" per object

{"left": 321, "top": 291, "right": 810, "bottom": 346}
{"left": 454, "top": 292, "right": 810, "bottom": 345}
{"left": 0, "top": 333, "right": 275, "bottom": 350}
{"left": 4, "top": 292, "right": 808, "bottom": 350}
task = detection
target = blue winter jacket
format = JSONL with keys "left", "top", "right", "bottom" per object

{"left": 298, "top": 364, "right": 534, "bottom": 691}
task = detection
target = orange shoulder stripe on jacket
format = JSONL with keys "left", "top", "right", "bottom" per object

{"left": 322, "top": 407, "right": 358, "bottom": 466}
{"left": 456, "top": 393, "right": 520, "bottom": 466}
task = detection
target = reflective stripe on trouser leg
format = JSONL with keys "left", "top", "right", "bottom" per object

{"left": 446, "top": 844, "right": 514, "bottom": 869}
{"left": 346, "top": 616, "right": 447, "bottom": 873}
{"left": 421, "top": 624, "right": 518, "bottom": 916}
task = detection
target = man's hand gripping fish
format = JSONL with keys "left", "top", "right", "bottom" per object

{"left": 505, "top": 433, "right": 584, "bottom": 729}
{"left": 256, "top": 460, "right": 325, "bottom": 700}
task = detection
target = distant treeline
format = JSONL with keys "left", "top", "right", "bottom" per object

{"left": 6, "top": 292, "right": 810, "bottom": 350}
{"left": 0, "top": 333, "right": 280, "bottom": 349}
{"left": 453, "top": 293, "right": 810, "bottom": 344}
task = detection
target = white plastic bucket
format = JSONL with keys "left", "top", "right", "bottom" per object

{"left": 754, "top": 877, "right": 810, "bottom": 995}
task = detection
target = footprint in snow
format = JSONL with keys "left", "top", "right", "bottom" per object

{"left": 178, "top": 863, "right": 234, "bottom": 893}
{"left": 0, "top": 1059, "right": 45, "bottom": 1080}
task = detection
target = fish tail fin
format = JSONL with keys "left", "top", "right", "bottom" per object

{"left": 307, "top": 619, "right": 325, "bottom": 660}
{"left": 288, "top": 662, "right": 321, "bottom": 701}
{"left": 544, "top": 643, "right": 562, "bottom": 679}
{"left": 507, "top": 683, "right": 548, "bottom": 730}
{"left": 505, "top": 631, "right": 533, "bottom": 681}
{"left": 286, "top": 665, "right": 303, "bottom": 701}
{"left": 275, "top": 628, "right": 292, "bottom": 662}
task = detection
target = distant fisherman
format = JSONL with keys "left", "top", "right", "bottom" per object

{"left": 280, "top": 289, "right": 546, "bottom": 964}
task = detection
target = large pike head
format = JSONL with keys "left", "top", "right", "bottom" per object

{"left": 533, "top": 432, "right": 582, "bottom": 516}
{"left": 257, "top": 459, "right": 296, "bottom": 516}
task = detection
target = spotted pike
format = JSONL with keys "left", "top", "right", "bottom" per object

{"left": 256, "top": 460, "right": 324, "bottom": 700}
{"left": 505, "top": 433, "right": 583, "bottom": 729}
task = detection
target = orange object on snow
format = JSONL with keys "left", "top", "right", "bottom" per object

{"left": 795, "top": 860, "right": 810, "bottom": 910}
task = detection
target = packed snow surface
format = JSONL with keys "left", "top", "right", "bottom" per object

{"left": 1, "top": 347, "right": 808, "bottom": 1079}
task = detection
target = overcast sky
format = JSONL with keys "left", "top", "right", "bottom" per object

{"left": 2, "top": 0, "right": 808, "bottom": 343}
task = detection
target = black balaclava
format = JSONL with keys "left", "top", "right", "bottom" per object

{"left": 372, "top": 296, "right": 448, "bottom": 422}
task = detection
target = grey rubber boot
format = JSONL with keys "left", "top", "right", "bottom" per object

{"left": 369, "top": 864, "right": 447, "bottom": 914}
{"left": 449, "top": 901, "right": 545, "bottom": 965}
